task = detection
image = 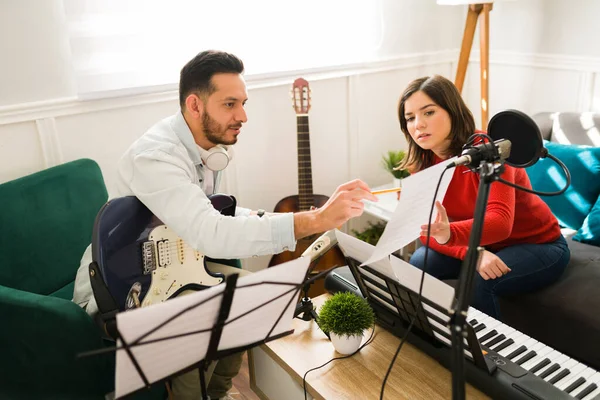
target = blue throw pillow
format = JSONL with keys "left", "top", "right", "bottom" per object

{"left": 573, "top": 195, "right": 600, "bottom": 246}
{"left": 525, "top": 140, "right": 600, "bottom": 230}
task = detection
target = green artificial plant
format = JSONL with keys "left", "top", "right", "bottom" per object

{"left": 351, "top": 221, "right": 386, "bottom": 246}
{"left": 381, "top": 150, "right": 410, "bottom": 179}
{"left": 318, "top": 292, "right": 375, "bottom": 337}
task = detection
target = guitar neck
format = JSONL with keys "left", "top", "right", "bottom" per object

{"left": 297, "top": 115, "right": 314, "bottom": 210}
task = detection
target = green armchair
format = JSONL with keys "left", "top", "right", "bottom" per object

{"left": 0, "top": 159, "right": 114, "bottom": 399}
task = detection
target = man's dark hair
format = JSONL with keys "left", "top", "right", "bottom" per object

{"left": 179, "top": 50, "right": 245, "bottom": 108}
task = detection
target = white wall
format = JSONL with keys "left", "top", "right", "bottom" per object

{"left": 489, "top": 0, "right": 600, "bottom": 57}
{"left": 1, "top": 0, "right": 600, "bottom": 272}
{"left": 0, "top": 0, "right": 76, "bottom": 106}
{"left": 460, "top": 0, "right": 600, "bottom": 126}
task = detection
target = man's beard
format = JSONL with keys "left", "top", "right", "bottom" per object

{"left": 202, "top": 110, "right": 239, "bottom": 145}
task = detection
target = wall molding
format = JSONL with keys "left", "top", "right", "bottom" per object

{"left": 2, "top": 49, "right": 600, "bottom": 127}
{"left": 471, "top": 50, "right": 600, "bottom": 72}
{"left": 35, "top": 118, "right": 63, "bottom": 168}
{"left": 0, "top": 50, "right": 458, "bottom": 126}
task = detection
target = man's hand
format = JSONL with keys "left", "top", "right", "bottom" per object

{"left": 477, "top": 250, "right": 511, "bottom": 280}
{"left": 420, "top": 201, "right": 451, "bottom": 245}
{"left": 293, "top": 179, "right": 378, "bottom": 240}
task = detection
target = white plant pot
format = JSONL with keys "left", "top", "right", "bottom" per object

{"left": 393, "top": 177, "right": 403, "bottom": 188}
{"left": 330, "top": 332, "right": 363, "bottom": 355}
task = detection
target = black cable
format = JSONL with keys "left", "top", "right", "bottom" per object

{"left": 379, "top": 165, "right": 453, "bottom": 400}
{"left": 303, "top": 323, "right": 376, "bottom": 400}
{"left": 495, "top": 153, "right": 571, "bottom": 196}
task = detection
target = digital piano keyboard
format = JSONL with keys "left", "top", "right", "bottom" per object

{"left": 325, "top": 264, "right": 600, "bottom": 400}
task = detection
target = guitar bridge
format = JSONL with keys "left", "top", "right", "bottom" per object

{"left": 142, "top": 241, "right": 156, "bottom": 275}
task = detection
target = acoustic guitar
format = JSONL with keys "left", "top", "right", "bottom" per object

{"left": 267, "top": 78, "right": 346, "bottom": 297}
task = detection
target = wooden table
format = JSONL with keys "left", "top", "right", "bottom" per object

{"left": 249, "top": 294, "right": 489, "bottom": 400}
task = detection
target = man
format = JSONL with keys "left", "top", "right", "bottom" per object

{"left": 73, "top": 50, "right": 377, "bottom": 399}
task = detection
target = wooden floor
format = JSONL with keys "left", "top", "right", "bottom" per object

{"left": 229, "top": 352, "right": 260, "bottom": 400}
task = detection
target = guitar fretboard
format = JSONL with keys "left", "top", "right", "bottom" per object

{"left": 297, "top": 115, "right": 314, "bottom": 211}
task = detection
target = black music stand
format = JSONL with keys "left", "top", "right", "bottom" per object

{"left": 342, "top": 256, "right": 494, "bottom": 374}
{"left": 81, "top": 258, "right": 312, "bottom": 399}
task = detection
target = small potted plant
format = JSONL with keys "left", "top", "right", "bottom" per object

{"left": 351, "top": 220, "right": 386, "bottom": 246}
{"left": 381, "top": 150, "right": 410, "bottom": 186}
{"left": 318, "top": 292, "right": 375, "bottom": 354}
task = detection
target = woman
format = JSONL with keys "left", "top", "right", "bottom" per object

{"left": 398, "top": 75, "right": 570, "bottom": 319}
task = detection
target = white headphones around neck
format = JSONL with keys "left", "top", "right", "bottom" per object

{"left": 198, "top": 145, "right": 232, "bottom": 171}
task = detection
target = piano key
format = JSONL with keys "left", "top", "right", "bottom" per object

{"left": 529, "top": 358, "right": 551, "bottom": 374}
{"left": 565, "top": 378, "right": 589, "bottom": 394}
{"left": 492, "top": 338, "right": 514, "bottom": 353}
{"left": 556, "top": 363, "right": 588, "bottom": 390}
{"left": 475, "top": 318, "right": 503, "bottom": 338}
{"left": 581, "top": 373, "right": 600, "bottom": 400}
{"left": 473, "top": 323, "right": 486, "bottom": 333}
{"left": 538, "top": 363, "right": 561, "bottom": 379}
{"left": 548, "top": 368, "right": 571, "bottom": 385}
{"left": 484, "top": 333, "right": 506, "bottom": 348}
{"left": 469, "top": 318, "right": 478, "bottom": 325}
{"left": 479, "top": 329, "right": 498, "bottom": 343}
{"left": 573, "top": 372, "right": 600, "bottom": 399}
{"left": 534, "top": 351, "right": 566, "bottom": 377}
{"left": 545, "top": 358, "right": 578, "bottom": 384}
{"left": 467, "top": 307, "right": 483, "bottom": 319}
{"left": 574, "top": 383, "right": 598, "bottom": 399}
{"left": 496, "top": 332, "right": 528, "bottom": 358}
{"left": 564, "top": 367, "right": 598, "bottom": 393}
{"left": 505, "top": 345, "right": 527, "bottom": 360}
{"left": 501, "top": 336, "right": 537, "bottom": 359}
{"left": 520, "top": 344, "right": 554, "bottom": 370}
{"left": 495, "top": 325, "right": 516, "bottom": 337}
{"left": 515, "top": 350, "right": 537, "bottom": 365}
{"left": 582, "top": 386, "right": 600, "bottom": 400}
{"left": 557, "top": 363, "right": 590, "bottom": 391}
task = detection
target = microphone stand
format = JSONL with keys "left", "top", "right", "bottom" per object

{"left": 449, "top": 160, "right": 502, "bottom": 400}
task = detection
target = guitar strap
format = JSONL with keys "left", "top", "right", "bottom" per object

{"left": 89, "top": 261, "right": 119, "bottom": 339}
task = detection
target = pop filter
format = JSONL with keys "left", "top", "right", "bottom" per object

{"left": 487, "top": 109, "right": 547, "bottom": 168}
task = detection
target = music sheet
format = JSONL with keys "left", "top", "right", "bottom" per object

{"left": 336, "top": 230, "right": 455, "bottom": 309}
{"left": 114, "top": 256, "right": 310, "bottom": 398}
{"left": 364, "top": 158, "right": 456, "bottom": 266}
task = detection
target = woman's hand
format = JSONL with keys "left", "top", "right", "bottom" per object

{"left": 477, "top": 250, "right": 511, "bottom": 280}
{"left": 420, "top": 201, "right": 451, "bottom": 244}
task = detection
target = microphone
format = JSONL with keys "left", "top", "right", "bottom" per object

{"left": 300, "top": 230, "right": 338, "bottom": 264}
{"left": 451, "top": 138, "right": 512, "bottom": 169}
{"left": 487, "top": 109, "right": 547, "bottom": 168}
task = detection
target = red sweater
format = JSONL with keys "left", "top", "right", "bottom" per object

{"left": 421, "top": 160, "right": 561, "bottom": 260}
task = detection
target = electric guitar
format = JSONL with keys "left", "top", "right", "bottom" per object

{"left": 92, "top": 194, "right": 236, "bottom": 311}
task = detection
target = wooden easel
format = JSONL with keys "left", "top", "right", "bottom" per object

{"left": 455, "top": 3, "right": 493, "bottom": 130}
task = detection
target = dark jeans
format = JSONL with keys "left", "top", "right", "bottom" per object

{"left": 409, "top": 235, "right": 570, "bottom": 319}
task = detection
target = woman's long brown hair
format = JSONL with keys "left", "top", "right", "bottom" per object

{"left": 397, "top": 75, "right": 475, "bottom": 172}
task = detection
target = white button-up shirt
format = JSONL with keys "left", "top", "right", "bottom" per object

{"left": 115, "top": 111, "right": 296, "bottom": 258}
{"left": 73, "top": 111, "right": 296, "bottom": 315}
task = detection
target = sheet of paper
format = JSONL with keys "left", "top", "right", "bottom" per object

{"left": 388, "top": 255, "right": 455, "bottom": 310}
{"left": 335, "top": 230, "right": 394, "bottom": 278}
{"left": 115, "top": 256, "right": 310, "bottom": 398}
{"left": 336, "top": 230, "right": 454, "bottom": 309}
{"left": 364, "top": 158, "right": 456, "bottom": 265}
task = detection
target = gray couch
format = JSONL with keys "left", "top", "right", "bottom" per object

{"left": 499, "top": 111, "right": 600, "bottom": 371}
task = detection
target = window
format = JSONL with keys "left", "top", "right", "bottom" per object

{"left": 63, "top": 0, "right": 384, "bottom": 98}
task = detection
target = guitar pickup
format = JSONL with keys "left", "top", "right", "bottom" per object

{"left": 142, "top": 241, "right": 156, "bottom": 275}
